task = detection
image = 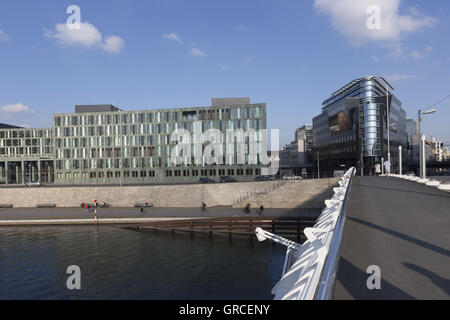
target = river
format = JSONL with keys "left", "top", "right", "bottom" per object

{"left": 0, "top": 225, "right": 285, "bottom": 299}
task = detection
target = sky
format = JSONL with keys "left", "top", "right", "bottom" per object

{"left": 0, "top": 0, "right": 449, "bottom": 147}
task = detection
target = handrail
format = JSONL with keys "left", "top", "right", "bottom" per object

{"left": 314, "top": 168, "right": 355, "bottom": 299}
{"left": 259, "top": 167, "right": 355, "bottom": 300}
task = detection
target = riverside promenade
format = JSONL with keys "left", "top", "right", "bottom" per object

{"left": 334, "top": 176, "right": 450, "bottom": 300}
{"left": 0, "top": 207, "right": 321, "bottom": 226}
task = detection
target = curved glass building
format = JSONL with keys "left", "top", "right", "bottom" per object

{"left": 313, "top": 76, "right": 407, "bottom": 176}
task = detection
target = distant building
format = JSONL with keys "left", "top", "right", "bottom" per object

{"left": 313, "top": 76, "right": 408, "bottom": 176}
{"left": 443, "top": 146, "right": 450, "bottom": 161}
{"left": 427, "top": 136, "right": 445, "bottom": 162}
{"left": 279, "top": 124, "right": 313, "bottom": 176}
{"left": 406, "top": 119, "right": 420, "bottom": 162}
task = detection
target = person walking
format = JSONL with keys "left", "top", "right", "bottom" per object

{"left": 375, "top": 163, "right": 381, "bottom": 176}
{"left": 356, "top": 161, "right": 361, "bottom": 176}
{"left": 383, "top": 159, "right": 391, "bottom": 176}
{"left": 259, "top": 205, "right": 264, "bottom": 216}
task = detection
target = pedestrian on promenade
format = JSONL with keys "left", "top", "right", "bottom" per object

{"left": 356, "top": 161, "right": 361, "bottom": 176}
{"left": 245, "top": 203, "right": 251, "bottom": 214}
{"left": 259, "top": 205, "right": 264, "bottom": 216}
{"left": 375, "top": 163, "right": 381, "bottom": 176}
{"left": 384, "top": 159, "right": 391, "bottom": 176}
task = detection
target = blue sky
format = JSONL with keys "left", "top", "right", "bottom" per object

{"left": 0, "top": 0, "right": 449, "bottom": 146}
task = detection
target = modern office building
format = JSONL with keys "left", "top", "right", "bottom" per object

{"left": 0, "top": 127, "right": 54, "bottom": 184}
{"left": 313, "top": 76, "right": 408, "bottom": 176}
{"left": 0, "top": 99, "right": 267, "bottom": 185}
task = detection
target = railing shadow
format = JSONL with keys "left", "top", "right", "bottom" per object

{"left": 347, "top": 217, "right": 450, "bottom": 258}
{"left": 403, "top": 262, "right": 450, "bottom": 296}
{"left": 335, "top": 257, "right": 416, "bottom": 300}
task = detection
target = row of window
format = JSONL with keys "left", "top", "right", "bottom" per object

{"left": 55, "top": 168, "right": 261, "bottom": 180}
{"left": 54, "top": 107, "right": 264, "bottom": 127}
{"left": 55, "top": 119, "right": 265, "bottom": 138}
{"left": 0, "top": 147, "right": 53, "bottom": 156}
{"left": 0, "top": 138, "right": 53, "bottom": 147}
{"left": 0, "top": 130, "right": 52, "bottom": 139}
{"left": 55, "top": 155, "right": 261, "bottom": 170}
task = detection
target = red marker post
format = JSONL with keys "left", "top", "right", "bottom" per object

{"left": 94, "top": 200, "right": 98, "bottom": 225}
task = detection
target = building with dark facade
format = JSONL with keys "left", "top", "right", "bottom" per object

{"left": 313, "top": 76, "right": 408, "bottom": 176}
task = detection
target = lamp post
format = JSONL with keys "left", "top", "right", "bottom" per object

{"left": 386, "top": 87, "right": 391, "bottom": 163}
{"left": 418, "top": 109, "right": 436, "bottom": 178}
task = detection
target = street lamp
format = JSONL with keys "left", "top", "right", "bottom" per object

{"left": 418, "top": 109, "right": 436, "bottom": 178}
{"left": 386, "top": 86, "right": 390, "bottom": 163}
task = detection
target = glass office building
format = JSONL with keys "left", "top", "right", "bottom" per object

{"left": 0, "top": 101, "right": 267, "bottom": 185}
{"left": 313, "top": 76, "right": 407, "bottom": 175}
{"left": 0, "top": 127, "right": 54, "bottom": 184}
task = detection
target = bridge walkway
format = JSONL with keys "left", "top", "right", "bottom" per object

{"left": 334, "top": 176, "right": 450, "bottom": 299}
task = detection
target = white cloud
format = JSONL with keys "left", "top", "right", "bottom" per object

{"left": 236, "top": 25, "right": 252, "bottom": 32}
{"left": 162, "top": 33, "right": 183, "bottom": 43}
{"left": 191, "top": 48, "right": 206, "bottom": 57}
{"left": 409, "top": 46, "right": 433, "bottom": 59}
{"left": 0, "top": 30, "right": 10, "bottom": 41}
{"left": 102, "top": 35, "right": 124, "bottom": 53}
{"left": 314, "top": 0, "right": 437, "bottom": 45}
{"left": 386, "top": 74, "right": 416, "bottom": 82}
{"left": 45, "top": 22, "right": 124, "bottom": 53}
{"left": 0, "top": 103, "right": 34, "bottom": 120}
{"left": 1, "top": 103, "right": 33, "bottom": 113}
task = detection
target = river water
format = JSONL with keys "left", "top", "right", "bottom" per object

{"left": 0, "top": 225, "right": 285, "bottom": 300}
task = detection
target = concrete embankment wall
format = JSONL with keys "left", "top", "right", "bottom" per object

{"left": 0, "top": 179, "right": 338, "bottom": 209}
{"left": 0, "top": 181, "right": 277, "bottom": 208}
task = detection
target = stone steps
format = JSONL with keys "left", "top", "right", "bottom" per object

{"left": 233, "top": 178, "right": 339, "bottom": 209}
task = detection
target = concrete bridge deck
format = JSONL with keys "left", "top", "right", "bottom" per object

{"left": 334, "top": 176, "right": 450, "bottom": 300}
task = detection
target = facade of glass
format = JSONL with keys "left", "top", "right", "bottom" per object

{"left": 313, "top": 76, "right": 408, "bottom": 175}
{"left": 0, "top": 128, "right": 55, "bottom": 184}
{"left": 0, "top": 102, "right": 267, "bottom": 185}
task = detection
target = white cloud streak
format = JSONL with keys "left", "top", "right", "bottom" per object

{"left": 386, "top": 74, "right": 416, "bottom": 82}
{"left": 0, "top": 103, "right": 34, "bottom": 120}
{"left": 191, "top": 48, "right": 206, "bottom": 57}
{"left": 162, "top": 33, "right": 183, "bottom": 43}
{"left": 0, "top": 30, "right": 10, "bottom": 41}
{"left": 44, "top": 22, "right": 124, "bottom": 53}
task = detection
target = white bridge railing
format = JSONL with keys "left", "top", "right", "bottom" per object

{"left": 255, "top": 167, "right": 355, "bottom": 300}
